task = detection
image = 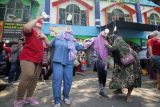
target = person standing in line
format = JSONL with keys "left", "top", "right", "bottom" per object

{"left": 50, "top": 27, "right": 84, "bottom": 107}
{"left": 14, "top": 16, "right": 49, "bottom": 107}
{"left": 148, "top": 31, "right": 160, "bottom": 90}
{"left": 83, "top": 29, "right": 110, "bottom": 98}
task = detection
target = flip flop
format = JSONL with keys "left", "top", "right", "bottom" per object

{"left": 127, "top": 97, "right": 133, "bottom": 103}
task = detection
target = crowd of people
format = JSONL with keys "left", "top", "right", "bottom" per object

{"left": 0, "top": 15, "right": 160, "bottom": 107}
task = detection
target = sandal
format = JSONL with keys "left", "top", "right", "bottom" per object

{"left": 127, "top": 96, "right": 133, "bottom": 103}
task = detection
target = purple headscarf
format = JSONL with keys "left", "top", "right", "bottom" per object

{"left": 93, "top": 32, "right": 109, "bottom": 60}
{"left": 57, "top": 31, "right": 77, "bottom": 60}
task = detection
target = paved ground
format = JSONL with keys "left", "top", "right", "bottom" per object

{"left": 0, "top": 69, "right": 160, "bottom": 107}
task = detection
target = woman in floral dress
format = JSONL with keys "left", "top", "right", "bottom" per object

{"left": 106, "top": 33, "right": 141, "bottom": 102}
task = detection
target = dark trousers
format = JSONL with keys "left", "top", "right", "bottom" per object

{"left": 73, "top": 67, "right": 76, "bottom": 76}
{"left": 6, "top": 61, "right": 11, "bottom": 76}
{"left": 15, "top": 61, "right": 21, "bottom": 81}
{"left": 8, "top": 62, "right": 21, "bottom": 83}
{"left": 96, "top": 59, "right": 107, "bottom": 87}
{"left": 8, "top": 62, "right": 17, "bottom": 83}
{"left": 140, "top": 59, "right": 148, "bottom": 69}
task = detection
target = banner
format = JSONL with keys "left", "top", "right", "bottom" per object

{"left": 50, "top": 26, "right": 68, "bottom": 36}
{"left": 0, "top": 21, "right": 3, "bottom": 41}
{"left": 2, "top": 22, "right": 25, "bottom": 42}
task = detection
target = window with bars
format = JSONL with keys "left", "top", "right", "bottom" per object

{"left": 108, "top": 9, "right": 132, "bottom": 23}
{"left": 148, "top": 13, "right": 160, "bottom": 26}
{"left": 0, "top": 4, "right": 5, "bottom": 21}
{"left": 59, "top": 4, "right": 86, "bottom": 26}
{"left": 0, "top": 0, "right": 31, "bottom": 22}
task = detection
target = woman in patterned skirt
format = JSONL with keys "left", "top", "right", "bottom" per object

{"left": 105, "top": 32, "right": 141, "bottom": 102}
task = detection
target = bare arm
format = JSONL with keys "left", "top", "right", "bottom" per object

{"left": 39, "top": 33, "right": 50, "bottom": 46}
{"left": 23, "top": 16, "right": 44, "bottom": 33}
{"left": 148, "top": 46, "right": 153, "bottom": 58}
{"left": 104, "top": 40, "right": 112, "bottom": 49}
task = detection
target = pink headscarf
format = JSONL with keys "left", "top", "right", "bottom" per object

{"left": 57, "top": 31, "right": 77, "bottom": 60}
{"left": 94, "top": 32, "right": 108, "bottom": 60}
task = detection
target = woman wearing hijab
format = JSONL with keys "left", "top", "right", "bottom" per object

{"left": 105, "top": 32, "right": 141, "bottom": 102}
{"left": 84, "top": 29, "right": 110, "bottom": 98}
{"left": 50, "top": 27, "right": 84, "bottom": 107}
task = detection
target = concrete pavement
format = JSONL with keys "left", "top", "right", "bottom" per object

{"left": 0, "top": 70, "right": 160, "bottom": 107}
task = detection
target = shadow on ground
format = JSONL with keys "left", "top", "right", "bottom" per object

{"left": 0, "top": 70, "right": 160, "bottom": 107}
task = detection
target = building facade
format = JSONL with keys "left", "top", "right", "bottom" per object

{"left": 0, "top": 0, "right": 45, "bottom": 42}
{"left": 42, "top": 0, "right": 160, "bottom": 46}
{"left": 0, "top": 0, "right": 160, "bottom": 46}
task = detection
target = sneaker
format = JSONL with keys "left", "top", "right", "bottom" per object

{"left": 7, "top": 82, "right": 13, "bottom": 87}
{"left": 14, "top": 100, "right": 24, "bottom": 107}
{"left": 126, "top": 96, "right": 133, "bottom": 103}
{"left": 99, "top": 91, "right": 109, "bottom": 99}
{"left": 54, "top": 103, "right": 61, "bottom": 107}
{"left": 25, "top": 97, "right": 39, "bottom": 105}
{"left": 4, "top": 77, "right": 8, "bottom": 80}
{"left": 64, "top": 98, "right": 71, "bottom": 105}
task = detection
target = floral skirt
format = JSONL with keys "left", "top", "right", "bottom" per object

{"left": 109, "top": 65, "right": 141, "bottom": 89}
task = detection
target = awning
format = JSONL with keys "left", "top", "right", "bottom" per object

{"left": 101, "top": 20, "right": 158, "bottom": 31}
{"left": 41, "top": 23, "right": 99, "bottom": 37}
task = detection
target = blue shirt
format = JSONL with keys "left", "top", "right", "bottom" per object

{"left": 50, "top": 38, "right": 84, "bottom": 65}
